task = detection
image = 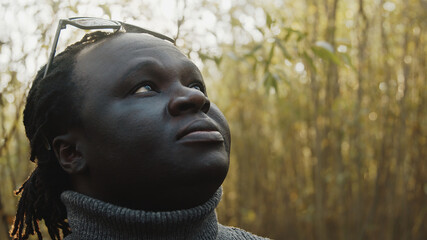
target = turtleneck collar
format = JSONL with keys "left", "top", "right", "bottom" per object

{"left": 61, "top": 188, "right": 222, "bottom": 240}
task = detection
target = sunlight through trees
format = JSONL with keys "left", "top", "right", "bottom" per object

{"left": 1, "top": 0, "right": 426, "bottom": 239}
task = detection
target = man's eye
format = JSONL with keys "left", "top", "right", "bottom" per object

{"left": 189, "top": 83, "right": 205, "bottom": 92}
{"left": 135, "top": 84, "right": 153, "bottom": 94}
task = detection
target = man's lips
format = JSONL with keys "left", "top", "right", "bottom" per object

{"left": 176, "top": 119, "right": 224, "bottom": 143}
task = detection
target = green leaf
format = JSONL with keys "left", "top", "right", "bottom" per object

{"left": 264, "top": 43, "right": 276, "bottom": 73}
{"left": 296, "top": 32, "right": 306, "bottom": 42}
{"left": 303, "top": 51, "right": 316, "bottom": 72}
{"left": 263, "top": 72, "right": 278, "bottom": 94}
{"left": 276, "top": 68, "right": 290, "bottom": 87}
{"left": 231, "top": 16, "right": 241, "bottom": 27}
{"left": 283, "top": 27, "right": 303, "bottom": 42}
{"left": 266, "top": 13, "right": 273, "bottom": 29}
{"left": 198, "top": 52, "right": 222, "bottom": 66}
{"left": 68, "top": 4, "right": 78, "bottom": 13}
{"left": 244, "top": 44, "right": 263, "bottom": 58}
{"left": 339, "top": 52, "right": 356, "bottom": 71}
{"left": 252, "top": 61, "right": 258, "bottom": 74}
{"left": 99, "top": 4, "right": 112, "bottom": 19}
{"left": 198, "top": 52, "right": 208, "bottom": 61}
{"left": 214, "top": 56, "right": 222, "bottom": 66}
{"left": 271, "top": 72, "right": 280, "bottom": 94}
{"left": 275, "top": 38, "right": 292, "bottom": 60}
{"left": 256, "top": 26, "right": 265, "bottom": 35}
{"left": 311, "top": 46, "right": 341, "bottom": 65}
{"left": 284, "top": 28, "right": 293, "bottom": 42}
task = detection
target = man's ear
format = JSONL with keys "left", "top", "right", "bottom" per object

{"left": 52, "top": 133, "right": 87, "bottom": 174}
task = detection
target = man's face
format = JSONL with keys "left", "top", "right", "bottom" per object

{"left": 72, "top": 33, "right": 230, "bottom": 210}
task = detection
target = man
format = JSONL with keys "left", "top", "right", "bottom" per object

{"left": 11, "top": 19, "right": 268, "bottom": 240}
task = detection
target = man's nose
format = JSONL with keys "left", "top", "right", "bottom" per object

{"left": 167, "top": 86, "right": 210, "bottom": 116}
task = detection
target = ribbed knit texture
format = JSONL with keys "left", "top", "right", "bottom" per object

{"left": 61, "top": 188, "right": 268, "bottom": 240}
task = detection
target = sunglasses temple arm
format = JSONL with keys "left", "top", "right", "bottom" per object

{"left": 44, "top": 20, "right": 64, "bottom": 78}
{"left": 120, "top": 22, "right": 175, "bottom": 44}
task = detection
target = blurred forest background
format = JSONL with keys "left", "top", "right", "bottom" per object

{"left": 1, "top": 0, "right": 426, "bottom": 239}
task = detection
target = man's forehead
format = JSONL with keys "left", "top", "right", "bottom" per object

{"left": 77, "top": 33, "right": 179, "bottom": 61}
{"left": 73, "top": 33, "right": 188, "bottom": 84}
{"left": 72, "top": 33, "right": 200, "bottom": 93}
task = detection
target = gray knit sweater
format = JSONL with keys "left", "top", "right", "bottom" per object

{"left": 61, "top": 188, "right": 268, "bottom": 240}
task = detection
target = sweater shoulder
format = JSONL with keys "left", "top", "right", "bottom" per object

{"left": 217, "top": 224, "right": 270, "bottom": 240}
{"left": 63, "top": 225, "right": 270, "bottom": 240}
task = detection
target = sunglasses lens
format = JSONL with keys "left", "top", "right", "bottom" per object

{"left": 72, "top": 18, "right": 120, "bottom": 27}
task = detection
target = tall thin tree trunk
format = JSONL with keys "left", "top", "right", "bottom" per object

{"left": 351, "top": 0, "right": 369, "bottom": 239}
{"left": 395, "top": 13, "right": 410, "bottom": 239}
{"left": 324, "top": 0, "right": 342, "bottom": 239}
{"left": 363, "top": 1, "right": 392, "bottom": 238}
{"left": 307, "top": 0, "right": 325, "bottom": 239}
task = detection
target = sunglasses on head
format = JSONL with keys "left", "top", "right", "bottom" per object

{"left": 44, "top": 17, "right": 175, "bottom": 78}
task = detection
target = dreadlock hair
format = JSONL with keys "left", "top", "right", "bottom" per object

{"left": 11, "top": 31, "right": 121, "bottom": 240}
